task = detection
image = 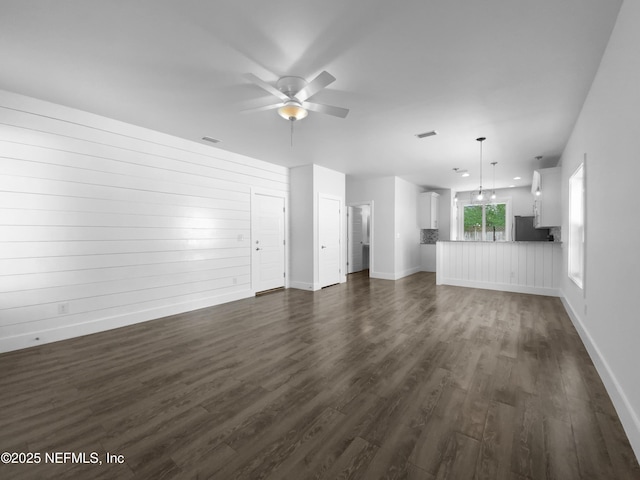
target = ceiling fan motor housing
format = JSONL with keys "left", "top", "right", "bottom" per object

{"left": 276, "top": 76, "right": 307, "bottom": 98}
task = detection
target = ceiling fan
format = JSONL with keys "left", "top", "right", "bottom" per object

{"left": 243, "top": 71, "right": 349, "bottom": 122}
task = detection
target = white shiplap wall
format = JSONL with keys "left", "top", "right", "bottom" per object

{"left": 0, "top": 90, "right": 288, "bottom": 352}
{"left": 436, "top": 241, "right": 562, "bottom": 296}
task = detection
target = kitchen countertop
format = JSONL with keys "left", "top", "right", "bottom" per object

{"left": 437, "top": 240, "right": 562, "bottom": 244}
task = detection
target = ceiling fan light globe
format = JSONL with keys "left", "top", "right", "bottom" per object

{"left": 278, "top": 102, "right": 308, "bottom": 121}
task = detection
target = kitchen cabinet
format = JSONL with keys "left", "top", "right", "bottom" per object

{"left": 532, "top": 167, "right": 561, "bottom": 228}
{"left": 419, "top": 192, "right": 440, "bottom": 229}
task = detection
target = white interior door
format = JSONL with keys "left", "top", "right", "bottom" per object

{"left": 348, "top": 206, "right": 364, "bottom": 273}
{"left": 318, "top": 195, "right": 341, "bottom": 288}
{"left": 252, "top": 193, "right": 285, "bottom": 292}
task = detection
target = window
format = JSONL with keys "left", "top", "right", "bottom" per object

{"left": 568, "top": 163, "right": 585, "bottom": 288}
{"left": 459, "top": 199, "right": 510, "bottom": 241}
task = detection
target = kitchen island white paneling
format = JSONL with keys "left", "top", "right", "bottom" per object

{"left": 436, "top": 241, "right": 562, "bottom": 296}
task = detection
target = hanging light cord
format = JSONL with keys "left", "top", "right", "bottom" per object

{"left": 493, "top": 162, "right": 496, "bottom": 190}
{"left": 290, "top": 118, "right": 294, "bottom": 147}
{"left": 479, "top": 140, "right": 483, "bottom": 192}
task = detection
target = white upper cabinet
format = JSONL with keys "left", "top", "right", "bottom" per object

{"left": 419, "top": 192, "right": 440, "bottom": 229}
{"left": 532, "top": 167, "right": 561, "bottom": 227}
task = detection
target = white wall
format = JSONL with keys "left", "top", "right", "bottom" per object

{"left": 314, "top": 165, "right": 347, "bottom": 286}
{"left": 559, "top": 0, "right": 640, "bottom": 458}
{"left": 456, "top": 186, "right": 533, "bottom": 215}
{"left": 346, "top": 176, "right": 395, "bottom": 278}
{"left": 289, "top": 165, "right": 314, "bottom": 288}
{"left": 347, "top": 176, "right": 422, "bottom": 280}
{"left": 0, "top": 90, "right": 289, "bottom": 352}
{"left": 394, "top": 177, "right": 422, "bottom": 278}
{"left": 290, "top": 164, "right": 346, "bottom": 290}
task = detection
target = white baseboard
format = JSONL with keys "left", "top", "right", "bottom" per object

{"left": 561, "top": 295, "right": 640, "bottom": 461}
{"left": 290, "top": 277, "right": 346, "bottom": 291}
{"left": 0, "top": 290, "right": 253, "bottom": 353}
{"left": 371, "top": 266, "right": 422, "bottom": 281}
{"left": 395, "top": 266, "right": 422, "bottom": 280}
{"left": 439, "top": 278, "right": 560, "bottom": 297}
{"left": 370, "top": 271, "right": 396, "bottom": 280}
{"left": 289, "top": 281, "right": 318, "bottom": 291}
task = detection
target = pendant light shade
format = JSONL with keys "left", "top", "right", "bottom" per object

{"left": 277, "top": 100, "right": 308, "bottom": 121}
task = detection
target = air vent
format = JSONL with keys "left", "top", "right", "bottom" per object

{"left": 202, "top": 136, "right": 221, "bottom": 144}
{"left": 415, "top": 130, "right": 438, "bottom": 139}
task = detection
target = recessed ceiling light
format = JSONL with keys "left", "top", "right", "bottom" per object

{"left": 202, "top": 136, "right": 221, "bottom": 144}
{"left": 415, "top": 130, "right": 438, "bottom": 139}
{"left": 462, "top": 172, "right": 470, "bottom": 177}
{"left": 509, "top": 184, "right": 516, "bottom": 188}
{"left": 513, "top": 176, "right": 521, "bottom": 180}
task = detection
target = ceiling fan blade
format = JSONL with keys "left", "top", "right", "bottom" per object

{"left": 244, "top": 73, "right": 290, "bottom": 102}
{"left": 241, "top": 102, "right": 283, "bottom": 113}
{"left": 294, "top": 71, "right": 336, "bottom": 102}
{"left": 303, "top": 102, "right": 349, "bottom": 119}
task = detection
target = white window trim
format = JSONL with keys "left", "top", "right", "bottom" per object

{"left": 457, "top": 196, "right": 512, "bottom": 241}
{"left": 568, "top": 162, "right": 585, "bottom": 290}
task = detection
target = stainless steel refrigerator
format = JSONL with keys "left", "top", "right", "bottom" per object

{"left": 514, "top": 216, "right": 550, "bottom": 241}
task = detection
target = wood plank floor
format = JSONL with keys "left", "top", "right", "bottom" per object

{"left": 1, "top": 272, "right": 638, "bottom": 479}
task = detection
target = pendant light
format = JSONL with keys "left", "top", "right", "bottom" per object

{"left": 476, "top": 137, "right": 486, "bottom": 201}
{"left": 535, "top": 155, "right": 543, "bottom": 196}
{"left": 490, "top": 161, "right": 497, "bottom": 200}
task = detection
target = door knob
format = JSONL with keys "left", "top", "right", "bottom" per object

{"left": 321, "top": 245, "right": 327, "bottom": 249}
{"left": 256, "top": 247, "right": 261, "bottom": 251}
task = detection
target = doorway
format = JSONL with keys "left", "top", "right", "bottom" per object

{"left": 347, "top": 202, "right": 371, "bottom": 275}
{"left": 252, "top": 191, "right": 286, "bottom": 293}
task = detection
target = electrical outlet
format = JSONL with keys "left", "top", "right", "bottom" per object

{"left": 57, "top": 302, "right": 69, "bottom": 315}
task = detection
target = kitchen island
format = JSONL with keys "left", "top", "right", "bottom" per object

{"left": 436, "top": 240, "right": 562, "bottom": 296}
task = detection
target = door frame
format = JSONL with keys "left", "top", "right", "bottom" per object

{"left": 317, "top": 193, "right": 345, "bottom": 288}
{"left": 251, "top": 187, "right": 289, "bottom": 294}
{"left": 347, "top": 205, "right": 364, "bottom": 274}
{"left": 346, "top": 200, "right": 374, "bottom": 278}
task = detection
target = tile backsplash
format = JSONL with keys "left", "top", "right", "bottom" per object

{"left": 549, "top": 226, "right": 561, "bottom": 242}
{"left": 421, "top": 229, "right": 438, "bottom": 244}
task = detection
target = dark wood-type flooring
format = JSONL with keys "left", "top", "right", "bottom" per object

{"left": 1, "top": 272, "right": 638, "bottom": 479}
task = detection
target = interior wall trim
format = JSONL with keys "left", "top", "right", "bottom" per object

{"left": 370, "top": 271, "right": 396, "bottom": 281}
{"left": 439, "top": 279, "right": 560, "bottom": 297}
{"left": 288, "top": 281, "right": 319, "bottom": 291}
{"left": 561, "top": 294, "right": 640, "bottom": 460}
{"left": 0, "top": 289, "right": 253, "bottom": 353}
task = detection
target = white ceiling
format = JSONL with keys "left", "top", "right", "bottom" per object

{"left": 0, "top": 0, "right": 621, "bottom": 191}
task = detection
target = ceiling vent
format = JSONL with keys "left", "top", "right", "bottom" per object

{"left": 415, "top": 130, "right": 438, "bottom": 139}
{"left": 202, "top": 136, "right": 220, "bottom": 144}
